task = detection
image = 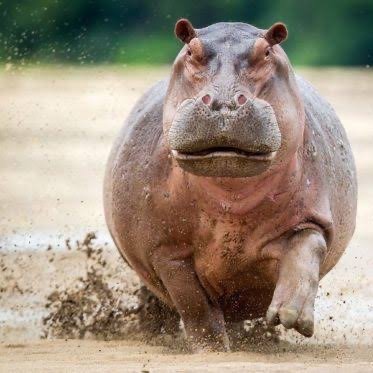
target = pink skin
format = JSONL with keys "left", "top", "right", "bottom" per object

{"left": 143, "top": 139, "right": 328, "bottom": 352}
{"left": 187, "top": 151, "right": 301, "bottom": 215}
{"left": 104, "top": 20, "right": 357, "bottom": 352}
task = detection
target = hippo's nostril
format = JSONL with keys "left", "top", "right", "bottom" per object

{"left": 202, "top": 94, "right": 212, "bottom": 106}
{"left": 236, "top": 94, "right": 247, "bottom": 106}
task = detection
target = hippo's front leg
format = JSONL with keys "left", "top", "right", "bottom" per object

{"left": 152, "top": 247, "right": 230, "bottom": 352}
{"left": 266, "top": 229, "right": 327, "bottom": 337}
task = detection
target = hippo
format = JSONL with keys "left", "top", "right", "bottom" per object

{"left": 104, "top": 19, "right": 357, "bottom": 352}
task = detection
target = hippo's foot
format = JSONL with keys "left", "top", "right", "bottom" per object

{"left": 266, "top": 229, "right": 326, "bottom": 337}
{"left": 184, "top": 316, "right": 230, "bottom": 353}
{"left": 152, "top": 248, "right": 230, "bottom": 353}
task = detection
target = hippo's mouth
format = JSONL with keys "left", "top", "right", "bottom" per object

{"left": 171, "top": 147, "right": 277, "bottom": 177}
{"left": 167, "top": 96, "right": 281, "bottom": 177}
{"left": 172, "top": 147, "right": 277, "bottom": 161}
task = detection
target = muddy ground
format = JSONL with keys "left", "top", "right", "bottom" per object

{"left": 0, "top": 66, "right": 372, "bottom": 371}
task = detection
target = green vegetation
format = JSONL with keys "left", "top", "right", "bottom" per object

{"left": 0, "top": 0, "right": 372, "bottom": 66}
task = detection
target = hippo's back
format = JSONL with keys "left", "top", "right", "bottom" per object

{"left": 296, "top": 75, "right": 357, "bottom": 273}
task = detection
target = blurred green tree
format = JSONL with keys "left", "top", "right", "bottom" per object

{"left": 0, "top": 0, "right": 372, "bottom": 65}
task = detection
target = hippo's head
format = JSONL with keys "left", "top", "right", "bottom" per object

{"left": 163, "top": 20, "right": 304, "bottom": 178}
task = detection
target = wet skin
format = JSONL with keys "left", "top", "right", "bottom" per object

{"left": 104, "top": 20, "right": 357, "bottom": 352}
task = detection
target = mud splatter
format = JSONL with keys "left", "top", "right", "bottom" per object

{"left": 42, "top": 233, "right": 136, "bottom": 339}
{"left": 42, "top": 233, "right": 183, "bottom": 347}
{"left": 40, "top": 233, "right": 282, "bottom": 351}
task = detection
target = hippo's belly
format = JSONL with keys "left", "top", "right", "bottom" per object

{"left": 195, "top": 256, "right": 278, "bottom": 320}
{"left": 192, "top": 226, "right": 287, "bottom": 321}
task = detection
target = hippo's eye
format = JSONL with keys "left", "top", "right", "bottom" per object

{"left": 265, "top": 48, "right": 271, "bottom": 57}
{"left": 186, "top": 49, "right": 192, "bottom": 56}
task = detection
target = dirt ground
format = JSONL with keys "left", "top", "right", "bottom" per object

{"left": 0, "top": 339, "right": 372, "bottom": 372}
{"left": 0, "top": 66, "right": 372, "bottom": 371}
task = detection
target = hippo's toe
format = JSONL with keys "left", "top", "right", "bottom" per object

{"left": 295, "top": 303, "right": 315, "bottom": 337}
{"left": 267, "top": 300, "right": 316, "bottom": 337}
{"left": 278, "top": 307, "right": 299, "bottom": 329}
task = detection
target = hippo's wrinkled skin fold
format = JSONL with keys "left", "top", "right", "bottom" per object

{"left": 104, "top": 20, "right": 357, "bottom": 352}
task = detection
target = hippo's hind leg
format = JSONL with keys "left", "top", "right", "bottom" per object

{"left": 266, "top": 229, "right": 326, "bottom": 337}
{"left": 152, "top": 246, "right": 230, "bottom": 352}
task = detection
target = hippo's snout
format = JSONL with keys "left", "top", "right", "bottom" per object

{"left": 168, "top": 96, "right": 281, "bottom": 177}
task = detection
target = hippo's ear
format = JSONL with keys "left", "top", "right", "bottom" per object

{"left": 265, "top": 22, "right": 288, "bottom": 46}
{"left": 174, "top": 19, "right": 196, "bottom": 44}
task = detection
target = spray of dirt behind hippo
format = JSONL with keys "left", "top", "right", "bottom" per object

{"left": 104, "top": 19, "right": 357, "bottom": 352}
